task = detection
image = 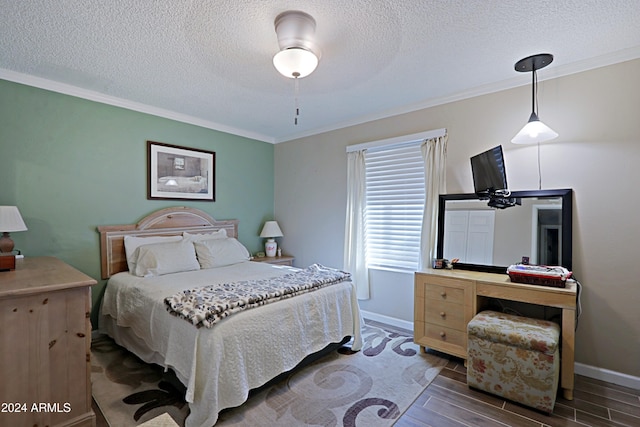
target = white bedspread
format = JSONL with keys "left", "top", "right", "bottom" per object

{"left": 99, "top": 261, "right": 363, "bottom": 427}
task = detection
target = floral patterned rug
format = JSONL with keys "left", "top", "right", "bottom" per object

{"left": 91, "top": 324, "right": 448, "bottom": 426}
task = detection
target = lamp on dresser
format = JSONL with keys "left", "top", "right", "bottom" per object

{"left": 260, "top": 221, "right": 283, "bottom": 257}
{"left": 0, "top": 206, "right": 28, "bottom": 271}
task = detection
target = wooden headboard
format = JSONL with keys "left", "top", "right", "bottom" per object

{"left": 97, "top": 207, "right": 239, "bottom": 279}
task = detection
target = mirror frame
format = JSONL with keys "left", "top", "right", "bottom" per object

{"left": 436, "top": 188, "right": 573, "bottom": 274}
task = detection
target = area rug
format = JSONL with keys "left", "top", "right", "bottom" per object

{"left": 91, "top": 324, "right": 448, "bottom": 426}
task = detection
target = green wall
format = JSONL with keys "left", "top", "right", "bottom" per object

{"left": 0, "top": 79, "right": 274, "bottom": 325}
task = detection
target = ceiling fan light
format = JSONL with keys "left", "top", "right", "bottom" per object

{"left": 273, "top": 47, "right": 318, "bottom": 78}
{"left": 511, "top": 113, "right": 559, "bottom": 144}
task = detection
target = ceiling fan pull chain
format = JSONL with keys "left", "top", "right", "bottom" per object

{"left": 294, "top": 73, "right": 300, "bottom": 125}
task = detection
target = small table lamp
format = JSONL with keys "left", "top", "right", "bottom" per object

{"left": 260, "top": 221, "right": 283, "bottom": 257}
{"left": 0, "top": 206, "right": 28, "bottom": 254}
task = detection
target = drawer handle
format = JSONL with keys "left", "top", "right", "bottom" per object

{"left": 440, "top": 331, "right": 446, "bottom": 338}
{"left": 440, "top": 311, "right": 446, "bottom": 318}
{"left": 440, "top": 291, "right": 447, "bottom": 298}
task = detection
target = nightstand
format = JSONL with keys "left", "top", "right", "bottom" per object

{"left": 252, "top": 255, "right": 294, "bottom": 266}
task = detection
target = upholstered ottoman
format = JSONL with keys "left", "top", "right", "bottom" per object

{"left": 467, "top": 310, "right": 560, "bottom": 413}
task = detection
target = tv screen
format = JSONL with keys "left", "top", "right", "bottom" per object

{"left": 470, "top": 145, "right": 508, "bottom": 197}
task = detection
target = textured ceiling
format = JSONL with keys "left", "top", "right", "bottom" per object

{"left": 1, "top": 0, "right": 639, "bottom": 143}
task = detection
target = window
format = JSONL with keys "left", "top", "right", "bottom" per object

{"left": 364, "top": 142, "right": 425, "bottom": 270}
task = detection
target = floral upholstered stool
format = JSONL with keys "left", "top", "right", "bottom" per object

{"left": 466, "top": 310, "right": 561, "bottom": 414}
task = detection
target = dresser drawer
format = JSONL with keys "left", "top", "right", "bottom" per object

{"left": 423, "top": 298, "right": 466, "bottom": 330}
{"left": 416, "top": 274, "right": 471, "bottom": 289}
{"left": 422, "top": 323, "right": 467, "bottom": 349}
{"left": 424, "top": 283, "right": 465, "bottom": 305}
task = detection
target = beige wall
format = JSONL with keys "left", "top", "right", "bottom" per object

{"left": 275, "top": 59, "right": 640, "bottom": 379}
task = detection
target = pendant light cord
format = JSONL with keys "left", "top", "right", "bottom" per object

{"left": 537, "top": 141, "right": 542, "bottom": 190}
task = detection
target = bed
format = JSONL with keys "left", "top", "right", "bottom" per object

{"left": 96, "top": 207, "right": 363, "bottom": 427}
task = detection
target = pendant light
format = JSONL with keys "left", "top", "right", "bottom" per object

{"left": 272, "top": 11, "right": 320, "bottom": 125}
{"left": 511, "top": 53, "right": 558, "bottom": 144}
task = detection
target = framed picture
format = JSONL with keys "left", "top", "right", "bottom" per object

{"left": 147, "top": 141, "right": 215, "bottom": 201}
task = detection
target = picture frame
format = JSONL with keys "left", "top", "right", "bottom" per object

{"left": 147, "top": 141, "right": 215, "bottom": 201}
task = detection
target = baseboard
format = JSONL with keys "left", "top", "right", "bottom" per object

{"left": 360, "top": 310, "right": 414, "bottom": 332}
{"left": 361, "top": 310, "right": 640, "bottom": 391}
{"left": 575, "top": 362, "right": 640, "bottom": 391}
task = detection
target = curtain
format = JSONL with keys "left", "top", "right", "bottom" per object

{"left": 343, "top": 150, "right": 369, "bottom": 299}
{"left": 419, "top": 133, "right": 448, "bottom": 270}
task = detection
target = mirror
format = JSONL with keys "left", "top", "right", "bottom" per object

{"left": 437, "top": 189, "right": 572, "bottom": 274}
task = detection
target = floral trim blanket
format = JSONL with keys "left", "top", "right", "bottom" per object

{"left": 165, "top": 264, "right": 351, "bottom": 328}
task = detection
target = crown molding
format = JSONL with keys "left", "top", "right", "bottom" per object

{"left": 274, "top": 46, "right": 640, "bottom": 143}
{"left": 0, "top": 68, "right": 275, "bottom": 144}
{"left": 3, "top": 45, "right": 639, "bottom": 145}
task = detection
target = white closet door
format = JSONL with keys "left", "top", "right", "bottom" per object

{"left": 443, "top": 210, "right": 495, "bottom": 264}
{"left": 466, "top": 210, "right": 495, "bottom": 264}
{"left": 444, "top": 210, "right": 469, "bottom": 261}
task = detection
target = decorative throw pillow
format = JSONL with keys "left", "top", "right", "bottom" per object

{"left": 124, "top": 235, "right": 182, "bottom": 273}
{"left": 133, "top": 239, "right": 200, "bottom": 277}
{"left": 194, "top": 238, "right": 250, "bottom": 269}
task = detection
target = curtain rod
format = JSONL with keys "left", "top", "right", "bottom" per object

{"left": 346, "top": 128, "right": 446, "bottom": 153}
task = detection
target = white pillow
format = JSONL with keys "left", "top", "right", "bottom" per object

{"left": 183, "top": 229, "right": 227, "bottom": 242}
{"left": 133, "top": 239, "right": 200, "bottom": 277}
{"left": 194, "top": 238, "right": 250, "bottom": 268}
{"left": 124, "top": 235, "right": 182, "bottom": 273}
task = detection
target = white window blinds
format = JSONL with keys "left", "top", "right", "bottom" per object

{"left": 364, "top": 142, "right": 425, "bottom": 270}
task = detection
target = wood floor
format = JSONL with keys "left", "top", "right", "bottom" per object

{"left": 93, "top": 320, "right": 640, "bottom": 426}
{"left": 366, "top": 319, "right": 640, "bottom": 427}
{"left": 395, "top": 357, "right": 640, "bottom": 427}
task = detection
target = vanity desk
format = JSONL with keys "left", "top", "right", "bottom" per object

{"left": 414, "top": 268, "right": 577, "bottom": 400}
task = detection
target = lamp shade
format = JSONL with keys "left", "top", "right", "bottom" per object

{"left": 260, "top": 221, "right": 283, "bottom": 238}
{"left": 0, "top": 206, "right": 27, "bottom": 232}
{"left": 273, "top": 47, "right": 318, "bottom": 78}
{"left": 511, "top": 112, "right": 559, "bottom": 144}
{"left": 0, "top": 206, "right": 27, "bottom": 254}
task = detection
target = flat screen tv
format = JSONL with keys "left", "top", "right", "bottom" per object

{"left": 470, "top": 145, "right": 509, "bottom": 198}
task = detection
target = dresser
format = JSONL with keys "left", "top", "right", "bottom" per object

{"left": 414, "top": 268, "right": 578, "bottom": 400}
{"left": 0, "top": 257, "right": 96, "bottom": 427}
